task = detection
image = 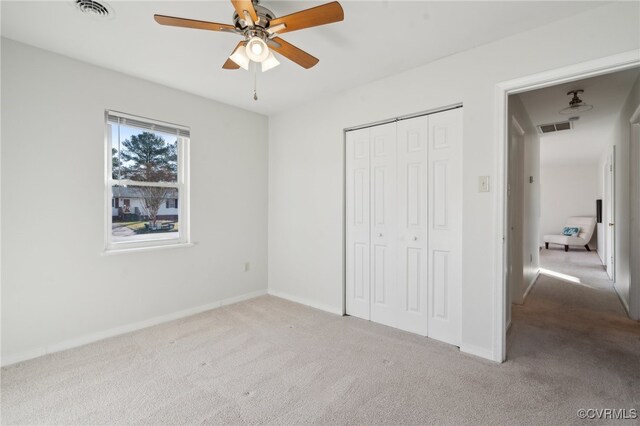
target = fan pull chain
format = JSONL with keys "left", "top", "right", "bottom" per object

{"left": 253, "top": 62, "right": 258, "bottom": 101}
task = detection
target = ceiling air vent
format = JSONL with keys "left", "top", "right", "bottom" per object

{"left": 75, "top": 0, "right": 110, "bottom": 17}
{"left": 536, "top": 120, "right": 573, "bottom": 135}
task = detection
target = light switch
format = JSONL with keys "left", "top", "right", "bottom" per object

{"left": 479, "top": 176, "right": 490, "bottom": 192}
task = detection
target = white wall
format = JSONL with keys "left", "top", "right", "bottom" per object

{"left": 1, "top": 39, "right": 269, "bottom": 364}
{"left": 539, "top": 164, "right": 599, "bottom": 246}
{"left": 507, "top": 106, "right": 524, "bottom": 326}
{"left": 608, "top": 73, "right": 640, "bottom": 313}
{"left": 268, "top": 2, "right": 640, "bottom": 360}
{"left": 507, "top": 95, "right": 540, "bottom": 315}
{"left": 523, "top": 133, "right": 541, "bottom": 292}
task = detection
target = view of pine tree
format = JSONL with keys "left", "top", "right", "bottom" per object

{"left": 111, "top": 148, "right": 121, "bottom": 180}
{"left": 117, "top": 132, "right": 177, "bottom": 182}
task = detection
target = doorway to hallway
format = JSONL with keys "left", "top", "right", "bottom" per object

{"left": 504, "top": 66, "right": 640, "bottom": 361}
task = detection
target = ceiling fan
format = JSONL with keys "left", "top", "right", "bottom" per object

{"left": 154, "top": 0, "right": 344, "bottom": 73}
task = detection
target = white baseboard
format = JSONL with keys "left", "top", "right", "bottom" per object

{"left": 267, "top": 289, "right": 343, "bottom": 316}
{"left": 1, "top": 289, "right": 268, "bottom": 367}
{"left": 522, "top": 269, "right": 540, "bottom": 302}
{"left": 460, "top": 343, "right": 497, "bottom": 362}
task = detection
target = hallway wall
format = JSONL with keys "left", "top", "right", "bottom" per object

{"left": 539, "top": 164, "right": 599, "bottom": 247}
{"left": 607, "top": 73, "right": 640, "bottom": 315}
{"left": 507, "top": 95, "right": 540, "bottom": 318}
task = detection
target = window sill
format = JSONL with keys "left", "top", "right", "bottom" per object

{"left": 102, "top": 242, "right": 195, "bottom": 256}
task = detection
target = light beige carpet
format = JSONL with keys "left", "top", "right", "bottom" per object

{"left": 2, "top": 249, "right": 639, "bottom": 425}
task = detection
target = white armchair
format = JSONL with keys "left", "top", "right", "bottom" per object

{"left": 544, "top": 216, "right": 596, "bottom": 252}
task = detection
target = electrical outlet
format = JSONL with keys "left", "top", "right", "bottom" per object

{"left": 244, "top": 262, "right": 250, "bottom": 272}
{"left": 479, "top": 176, "right": 490, "bottom": 192}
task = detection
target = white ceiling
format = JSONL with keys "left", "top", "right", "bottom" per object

{"left": 2, "top": 1, "right": 608, "bottom": 115}
{"left": 517, "top": 67, "right": 640, "bottom": 168}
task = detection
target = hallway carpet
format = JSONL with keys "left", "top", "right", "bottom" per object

{"left": 2, "top": 250, "right": 639, "bottom": 424}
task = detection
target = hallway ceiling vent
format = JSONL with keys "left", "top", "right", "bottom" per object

{"left": 536, "top": 120, "right": 573, "bottom": 135}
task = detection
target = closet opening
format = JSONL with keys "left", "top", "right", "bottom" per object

{"left": 343, "top": 105, "right": 463, "bottom": 347}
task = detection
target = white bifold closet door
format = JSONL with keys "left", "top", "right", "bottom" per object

{"left": 346, "top": 128, "right": 371, "bottom": 320}
{"left": 369, "top": 123, "right": 398, "bottom": 328}
{"left": 396, "top": 116, "right": 428, "bottom": 335}
{"left": 426, "top": 109, "right": 462, "bottom": 346}
{"left": 346, "top": 108, "right": 462, "bottom": 347}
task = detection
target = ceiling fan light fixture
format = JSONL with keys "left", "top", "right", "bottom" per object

{"left": 246, "top": 37, "right": 269, "bottom": 62}
{"left": 559, "top": 89, "right": 593, "bottom": 115}
{"left": 154, "top": 0, "right": 345, "bottom": 98}
{"left": 229, "top": 44, "right": 250, "bottom": 70}
{"left": 261, "top": 51, "right": 280, "bottom": 72}
{"left": 559, "top": 104, "right": 594, "bottom": 114}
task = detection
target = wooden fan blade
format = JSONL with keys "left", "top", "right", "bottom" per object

{"left": 269, "top": 37, "right": 319, "bottom": 69}
{"left": 231, "top": 0, "right": 259, "bottom": 23}
{"left": 223, "top": 42, "right": 244, "bottom": 70}
{"left": 268, "top": 2, "right": 343, "bottom": 35}
{"left": 154, "top": 15, "right": 236, "bottom": 32}
{"left": 223, "top": 58, "right": 240, "bottom": 69}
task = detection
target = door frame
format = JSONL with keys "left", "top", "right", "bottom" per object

{"left": 606, "top": 146, "right": 616, "bottom": 281}
{"left": 630, "top": 105, "right": 640, "bottom": 320}
{"left": 493, "top": 50, "right": 640, "bottom": 362}
{"left": 506, "top": 117, "right": 525, "bottom": 329}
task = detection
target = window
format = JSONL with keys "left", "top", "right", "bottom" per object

{"left": 106, "top": 111, "right": 190, "bottom": 251}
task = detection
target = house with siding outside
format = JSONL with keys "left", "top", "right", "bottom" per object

{"left": 111, "top": 186, "right": 178, "bottom": 222}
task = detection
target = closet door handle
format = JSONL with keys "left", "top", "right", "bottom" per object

{"left": 377, "top": 233, "right": 383, "bottom": 237}
{"left": 413, "top": 236, "right": 418, "bottom": 241}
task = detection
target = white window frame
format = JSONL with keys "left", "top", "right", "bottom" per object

{"left": 104, "top": 110, "right": 191, "bottom": 253}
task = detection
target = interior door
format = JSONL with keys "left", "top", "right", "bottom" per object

{"left": 346, "top": 128, "right": 371, "bottom": 320}
{"left": 396, "top": 116, "right": 428, "bottom": 335}
{"left": 427, "top": 108, "right": 463, "bottom": 346}
{"left": 369, "top": 122, "right": 399, "bottom": 328}
{"left": 606, "top": 146, "right": 616, "bottom": 281}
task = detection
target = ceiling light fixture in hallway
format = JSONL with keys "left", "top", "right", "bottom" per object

{"left": 559, "top": 89, "right": 594, "bottom": 114}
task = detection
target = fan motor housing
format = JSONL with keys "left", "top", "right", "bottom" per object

{"left": 233, "top": 4, "right": 275, "bottom": 30}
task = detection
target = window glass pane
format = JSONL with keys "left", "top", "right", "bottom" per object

{"left": 111, "top": 185, "right": 179, "bottom": 243}
{"left": 111, "top": 123, "right": 178, "bottom": 183}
